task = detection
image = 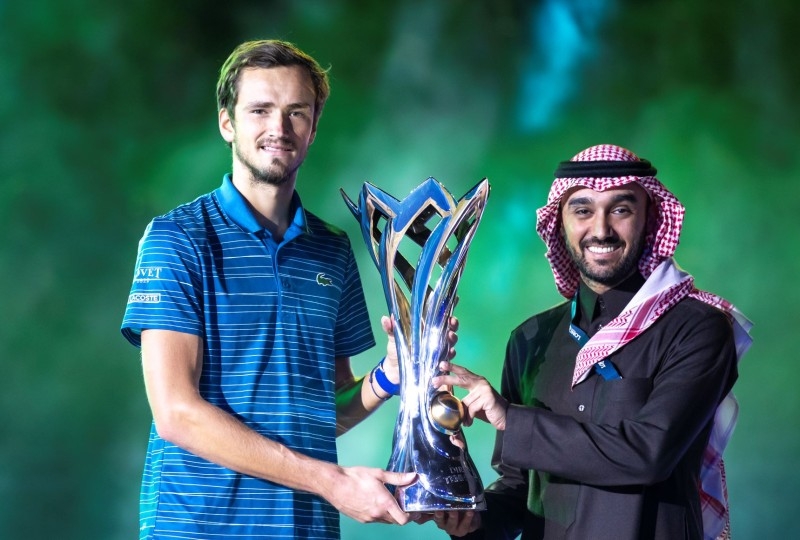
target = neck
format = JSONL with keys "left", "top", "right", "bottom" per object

{"left": 231, "top": 169, "right": 296, "bottom": 240}
{"left": 581, "top": 277, "right": 615, "bottom": 295}
{"left": 580, "top": 269, "right": 639, "bottom": 296}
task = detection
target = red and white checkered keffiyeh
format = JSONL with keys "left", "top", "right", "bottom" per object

{"left": 535, "top": 144, "right": 753, "bottom": 540}
{"left": 535, "top": 144, "right": 685, "bottom": 299}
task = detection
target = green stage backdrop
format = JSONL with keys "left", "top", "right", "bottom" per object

{"left": 1, "top": 0, "right": 797, "bottom": 538}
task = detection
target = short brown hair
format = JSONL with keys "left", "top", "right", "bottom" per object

{"left": 216, "top": 40, "right": 330, "bottom": 124}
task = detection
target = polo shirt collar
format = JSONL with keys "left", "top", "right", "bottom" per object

{"left": 216, "top": 174, "right": 310, "bottom": 238}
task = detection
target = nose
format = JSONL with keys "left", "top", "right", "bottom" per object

{"left": 589, "top": 212, "right": 613, "bottom": 240}
{"left": 265, "top": 111, "right": 290, "bottom": 137}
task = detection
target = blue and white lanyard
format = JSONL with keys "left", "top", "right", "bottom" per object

{"left": 570, "top": 294, "right": 623, "bottom": 380}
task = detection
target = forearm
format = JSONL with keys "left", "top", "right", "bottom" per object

{"left": 335, "top": 315, "right": 407, "bottom": 435}
{"left": 156, "top": 392, "right": 416, "bottom": 524}
{"left": 157, "top": 392, "right": 342, "bottom": 497}
{"left": 336, "top": 366, "right": 394, "bottom": 436}
{"left": 140, "top": 330, "right": 414, "bottom": 524}
{"left": 143, "top": 329, "right": 343, "bottom": 497}
{"left": 502, "top": 387, "right": 716, "bottom": 486}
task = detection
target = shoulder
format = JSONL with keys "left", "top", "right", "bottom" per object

{"left": 143, "top": 191, "right": 221, "bottom": 240}
{"left": 304, "top": 211, "right": 353, "bottom": 250}
{"left": 666, "top": 296, "right": 734, "bottom": 338}
{"left": 305, "top": 210, "right": 347, "bottom": 237}
{"left": 159, "top": 191, "right": 218, "bottom": 228}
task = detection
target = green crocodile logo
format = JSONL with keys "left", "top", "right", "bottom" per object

{"left": 316, "top": 273, "right": 333, "bottom": 286}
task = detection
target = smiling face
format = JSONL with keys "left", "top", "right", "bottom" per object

{"left": 560, "top": 183, "right": 650, "bottom": 294}
{"left": 218, "top": 65, "right": 318, "bottom": 188}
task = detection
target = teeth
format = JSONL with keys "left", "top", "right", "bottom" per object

{"left": 260, "top": 143, "right": 289, "bottom": 151}
{"left": 587, "top": 246, "right": 616, "bottom": 254}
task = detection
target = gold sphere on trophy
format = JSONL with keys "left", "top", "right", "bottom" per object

{"left": 429, "top": 391, "right": 464, "bottom": 433}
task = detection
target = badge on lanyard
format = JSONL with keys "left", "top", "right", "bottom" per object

{"left": 570, "top": 294, "right": 622, "bottom": 380}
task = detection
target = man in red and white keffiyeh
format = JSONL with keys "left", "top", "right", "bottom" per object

{"left": 428, "top": 144, "right": 752, "bottom": 540}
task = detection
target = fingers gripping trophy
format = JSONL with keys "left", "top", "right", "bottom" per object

{"left": 341, "top": 177, "right": 489, "bottom": 512}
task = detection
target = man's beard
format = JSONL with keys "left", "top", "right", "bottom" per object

{"left": 564, "top": 230, "right": 646, "bottom": 288}
{"left": 235, "top": 143, "right": 292, "bottom": 187}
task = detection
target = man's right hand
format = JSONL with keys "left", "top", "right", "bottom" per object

{"left": 432, "top": 361, "right": 509, "bottom": 431}
{"left": 323, "top": 466, "right": 418, "bottom": 524}
{"left": 421, "top": 509, "right": 481, "bottom": 537}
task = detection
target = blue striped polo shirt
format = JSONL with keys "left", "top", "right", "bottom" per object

{"left": 121, "top": 174, "right": 376, "bottom": 539}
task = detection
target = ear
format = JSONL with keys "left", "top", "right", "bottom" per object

{"left": 218, "top": 108, "right": 235, "bottom": 144}
{"left": 308, "top": 115, "right": 319, "bottom": 146}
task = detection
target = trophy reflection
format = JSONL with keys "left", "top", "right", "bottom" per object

{"left": 341, "top": 177, "right": 489, "bottom": 512}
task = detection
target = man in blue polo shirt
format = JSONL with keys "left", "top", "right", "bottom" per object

{"left": 121, "top": 39, "right": 425, "bottom": 539}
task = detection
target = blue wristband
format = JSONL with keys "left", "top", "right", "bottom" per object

{"left": 374, "top": 358, "right": 401, "bottom": 396}
{"left": 368, "top": 367, "right": 391, "bottom": 401}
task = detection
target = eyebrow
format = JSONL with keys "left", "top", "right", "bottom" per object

{"left": 242, "top": 101, "right": 313, "bottom": 111}
{"left": 566, "top": 191, "right": 641, "bottom": 207}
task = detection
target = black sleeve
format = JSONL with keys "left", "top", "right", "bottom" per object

{"left": 501, "top": 305, "right": 738, "bottom": 486}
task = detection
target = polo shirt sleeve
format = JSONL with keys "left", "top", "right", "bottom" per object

{"left": 333, "top": 246, "right": 375, "bottom": 357}
{"left": 121, "top": 218, "right": 204, "bottom": 347}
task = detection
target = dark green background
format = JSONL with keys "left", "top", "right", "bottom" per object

{"left": 2, "top": 1, "right": 797, "bottom": 538}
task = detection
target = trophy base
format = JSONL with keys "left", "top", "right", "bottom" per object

{"left": 395, "top": 481, "right": 487, "bottom": 512}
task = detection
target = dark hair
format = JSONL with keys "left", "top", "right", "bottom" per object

{"left": 216, "top": 40, "right": 330, "bottom": 124}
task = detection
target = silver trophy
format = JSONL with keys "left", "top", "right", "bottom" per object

{"left": 341, "top": 177, "right": 489, "bottom": 512}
